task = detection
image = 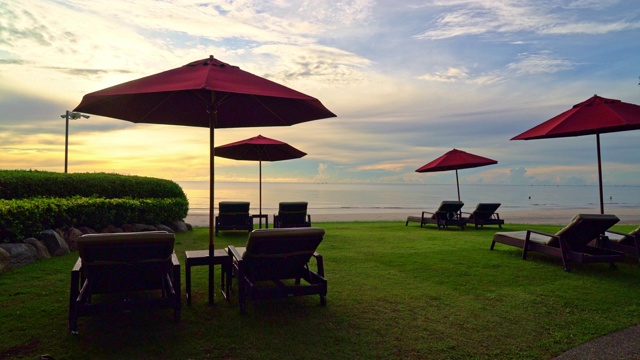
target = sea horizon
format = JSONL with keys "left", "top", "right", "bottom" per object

{"left": 177, "top": 181, "right": 640, "bottom": 216}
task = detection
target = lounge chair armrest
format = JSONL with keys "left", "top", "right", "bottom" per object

{"left": 171, "top": 253, "right": 180, "bottom": 266}
{"left": 72, "top": 257, "right": 82, "bottom": 272}
{"left": 228, "top": 245, "right": 243, "bottom": 262}
{"left": 461, "top": 211, "right": 471, "bottom": 216}
{"left": 526, "top": 229, "right": 556, "bottom": 238}
{"left": 606, "top": 230, "right": 628, "bottom": 237}
{"left": 422, "top": 211, "right": 434, "bottom": 216}
{"left": 493, "top": 212, "right": 500, "bottom": 219}
{"left": 312, "top": 252, "right": 325, "bottom": 277}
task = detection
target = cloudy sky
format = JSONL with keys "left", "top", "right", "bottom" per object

{"left": 1, "top": 0, "right": 639, "bottom": 186}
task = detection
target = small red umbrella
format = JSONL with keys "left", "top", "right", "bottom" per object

{"left": 416, "top": 148, "right": 498, "bottom": 201}
{"left": 215, "top": 134, "right": 306, "bottom": 217}
{"left": 512, "top": 94, "right": 640, "bottom": 214}
{"left": 74, "top": 55, "right": 335, "bottom": 305}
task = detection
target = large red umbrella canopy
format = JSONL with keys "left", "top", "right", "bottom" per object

{"left": 416, "top": 148, "right": 498, "bottom": 201}
{"left": 74, "top": 56, "right": 335, "bottom": 128}
{"left": 215, "top": 134, "right": 306, "bottom": 216}
{"left": 512, "top": 94, "right": 640, "bottom": 214}
{"left": 74, "top": 56, "right": 335, "bottom": 305}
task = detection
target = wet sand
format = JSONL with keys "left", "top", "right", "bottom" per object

{"left": 185, "top": 208, "right": 639, "bottom": 227}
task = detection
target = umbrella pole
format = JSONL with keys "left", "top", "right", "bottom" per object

{"left": 208, "top": 107, "right": 216, "bottom": 306}
{"left": 455, "top": 169, "right": 461, "bottom": 201}
{"left": 259, "top": 160, "right": 262, "bottom": 217}
{"left": 597, "top": 134, "right": 604, "bottom": 214}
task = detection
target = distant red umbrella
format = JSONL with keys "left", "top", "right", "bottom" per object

{"left": 416, "top": 148, "right": 498, "bottom": 201}
{"left": 74, "top": 55, "right": 335, "bottom": 305}
{"left": 215, "top": 134, "right": 306, "bottom": 216}
{"left": 512, "top": 94, "right": 640, "bottom": 214}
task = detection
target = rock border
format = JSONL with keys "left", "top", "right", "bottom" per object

{"left": 0, "top": 220, "right": 192, "bottom": 274}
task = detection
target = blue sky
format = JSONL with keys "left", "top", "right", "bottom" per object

{"left": 1, "top": 0, "right": 639, "bottom": 186}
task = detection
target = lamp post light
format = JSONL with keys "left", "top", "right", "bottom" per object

{"left": 61, "top": 110, "right": 89, "bottom": 173}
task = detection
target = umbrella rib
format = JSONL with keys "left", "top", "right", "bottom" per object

{"left": 138, "top": 92, "right": 180, "bottom": 122}
{"left": 251, "top": 95, "right": 293, "bottom": 126}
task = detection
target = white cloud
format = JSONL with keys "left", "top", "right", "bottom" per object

{"left": 417, "top": 67, "right": 504, "bottom": 84}
{"left": 507, "top": 52, "right": 576, "bottom": 75}
{"left": 413, "top": 0, "right": 640, "bottom": 39}
{"left": 417, "top": 67, "right": 469, "bottom": 82}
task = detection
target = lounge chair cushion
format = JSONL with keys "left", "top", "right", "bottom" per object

{"left": 219, "top": 201, "right": 250, "bottom": 214}
{"left": 555, "top": 214, "right": 619, "bottom": 246}
{"left": 274, "top": 202, "right": 311, "bottom": 228}
{"left": 230, "top": 227, "right": 327, "bottom": 314}
{"left": 493, "top": 230, "right": 556, "bottom": 246}
{"left": 242, "top": 227, "right": 324, "bottom": 281}
{"left": 77, "top": 231, "right": 174, "bottom": 264}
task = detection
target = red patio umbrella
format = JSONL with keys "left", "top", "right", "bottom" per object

{"left": 512, "top": 94, "right": 640, "bottom": 214}
{"left": 215, "top": 134, "right": 306, "bottom": 218}
{"left": 415, "top": 148, "right": 498, "bottom": 201}
{"left": 74, "top": 55, "right": 336, "bottom": 305}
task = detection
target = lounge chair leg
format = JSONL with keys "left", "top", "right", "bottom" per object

{"left": 490, "top": 241, "right": 496, "bottom": 250}
{"left": 320, "top": 295, "right": 326, "bottom": 306}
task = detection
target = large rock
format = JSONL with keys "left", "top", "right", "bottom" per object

{"left": 0, "top": 243, "right": 38, "bottom": 268}
{"left": 169, "top": 220, "right": 189, "bottom": 233}
{"left": 64, "top": 227, "right": 84, "bottom": 251}
{"left": 121, "top": 224, "right": 136, "bottom": 232}
{"left": 78, "top": 227, "right": 97, "bottom": 235}
{"left": 23, "top": 238, "right": 51, "bottom": 260}
{"left": 134, "top": 224, "right": 157, "bottom": 232}
{"left": 0, "top": 247, "right": 10, "bottom": 273}
{"left": 36, "top": 229, "right": 70, "bottom": 257}
{"left": 154, "top": 224, "right": 175, "bottom": 233}
{"left": 101, "top": 225, "right": 123, "bottom": 233}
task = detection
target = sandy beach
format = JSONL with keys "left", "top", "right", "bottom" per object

{"left": 185, "top": 208, "right": 639, "bottom": 227}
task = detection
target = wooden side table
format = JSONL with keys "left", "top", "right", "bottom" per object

{"left": 185, "top": 249, "right": 231, "bottom": 305}
{"left": 252, "top": 214, "right": 269, "bottom": 229}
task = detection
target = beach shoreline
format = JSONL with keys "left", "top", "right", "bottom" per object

{"left": 185, "top": 208, "right": 639, "bottom": 227}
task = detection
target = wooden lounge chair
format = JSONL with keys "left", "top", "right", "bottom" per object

{"left": 273, "top": 201, "right": 311, "bottom": 228}
{"left": 68, "top": 231, "right": 181, "bottom": 334}
{"left": 215, "top": 201, "right": 253, "bottom": 234}
{"left": 462, "top": 203, "right": 505, "bottom": 229}
{"left": 593, "top": 226, "right": 640, "bottom": 261}
{"left": 490, "top": 214, "right": 624, "bottom": 272}
{"left": 228, "top": 227, "right": 327, "bottom": 314}
{"left": 405, "top": 201, "right": 465, "bottom": 230}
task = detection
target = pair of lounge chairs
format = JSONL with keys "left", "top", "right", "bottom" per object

{"left": 69, "top": 231, "right": 181, "bottom": 333}
{"left": 406, "top": 201, "right": 504, "bottom": 230}
{"left": 490, "top": 214, "right": 627, "bottom": 272}
{"left": 215, "top": 201, "right": 312, "bottom": 233}
{"left": 69, "top": 227, "right": 328, "bottom": 330}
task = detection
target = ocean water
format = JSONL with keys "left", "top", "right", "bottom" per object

{"left": 177, "top": 181, "right": 640, "bottom": 215}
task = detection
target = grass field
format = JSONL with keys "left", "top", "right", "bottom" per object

{"left": 1, "top": 221, "right": 639, "bottom": 359}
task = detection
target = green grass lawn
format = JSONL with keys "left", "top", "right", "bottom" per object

{"left": 1, "top": 221, "right": 639, "bottom": 359}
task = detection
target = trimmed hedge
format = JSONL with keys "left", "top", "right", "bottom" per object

{"left": 0, "top": 171, "right": 189, "bottom": 242}
{"left": 0, "top": 170, "right": 186, "bottom": 200}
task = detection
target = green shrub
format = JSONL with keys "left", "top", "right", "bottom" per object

{"left": 0, "top": 170, "right": 186, "bottom": 200}
{"left": 0, "top": 196, "right": 189, "bottom": 242}
{"left": 0, "top": 171, "right": 189, "bottom": 242}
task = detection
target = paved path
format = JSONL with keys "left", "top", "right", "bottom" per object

{"left": 553, "top": 325, "right": 640, "bottom": 359}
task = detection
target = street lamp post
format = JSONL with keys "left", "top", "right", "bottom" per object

{"left": 61, "top": 110, "right": 89, "bottom": 173}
